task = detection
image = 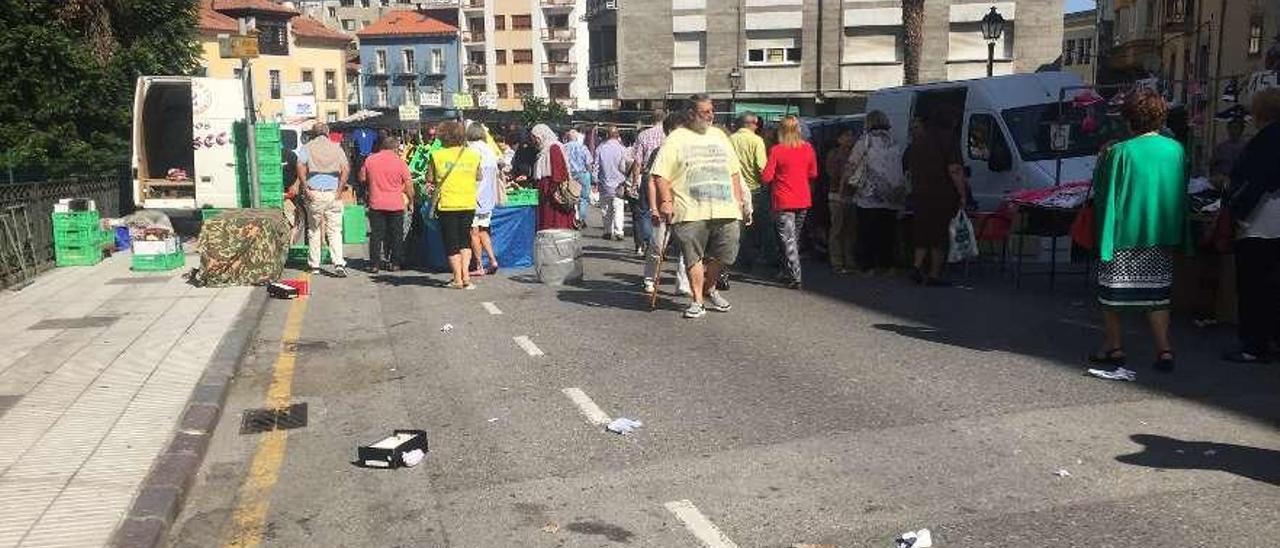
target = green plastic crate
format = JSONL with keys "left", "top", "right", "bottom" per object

{"left": 200, "top": 208, "right": 227, "bottom": 220}
{"left": 504, "top": 188, "right": 538, "bottom": 207}
{"left": 288, "top": 244, "right": 331, "bottom": 265}
{"left": 131, "top": 247, "right": 185, "bottom": 271}
{"left": 52, "top": 210, "right": 100, "bottom": 229}
{"left": 342, "top": 205, "right": 367, "bottom": 244}
{"left": 55, "top": 244, "right": 102, "bottom": 267}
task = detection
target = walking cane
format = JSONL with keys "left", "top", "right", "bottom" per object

{"left": 648, "top": 225, "right": 671, "bottom": 310}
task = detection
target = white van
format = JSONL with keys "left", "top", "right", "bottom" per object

{"left": 132, "top": 76, "right": 245, "bottom": 210}
{"left": 867, "top": 72, "right": 1105, "bottom": 210}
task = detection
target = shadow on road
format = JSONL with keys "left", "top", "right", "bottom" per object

{"left": 872, "top": 323, "right": 996, "bottom": 352}
{"left": 1116, "top": 434, "right": 1280, "bottom": 486}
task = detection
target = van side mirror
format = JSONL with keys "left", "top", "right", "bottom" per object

{"left": 988, "top": 144, "right": 1013, "bottom": 172}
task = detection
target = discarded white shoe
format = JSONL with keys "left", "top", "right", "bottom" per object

{"left": 606, "top": 418, "right": 643, "bottom": 435}
{"left": 1086, "top": 366, "right": 1136, "bottom": 381}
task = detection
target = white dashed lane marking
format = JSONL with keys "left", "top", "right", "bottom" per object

{"left": 481, "top": 302, "right": 503, "bottom": 315}
{"left": 561, "top": 387, "right": 611, "bottom": 426}
{"left": 664, "top": 500, "right": 740, "bottom": 548}
{"left": 513, "top": 335, "right": 544, "bottom": 356}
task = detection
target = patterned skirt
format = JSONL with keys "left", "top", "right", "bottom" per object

{"left": 1097, "top": 246, "right": 1174, "bottom": 309}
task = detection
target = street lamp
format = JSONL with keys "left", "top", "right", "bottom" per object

{"left": 980, "top": 6, "right": 1006, "bottom": 78}
{"left": 728, "top": 66, "right": 742, "bottom": 111}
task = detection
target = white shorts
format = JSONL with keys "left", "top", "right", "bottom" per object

{"left": 472, "top": 213, "right": 492, "bottom": 228}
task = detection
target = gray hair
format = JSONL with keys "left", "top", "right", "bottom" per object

{"left": 312, "top": 122, "right": 330, "bottom": 137}
{"left": 465, "top": 122, "right": 488, "bottom": 142}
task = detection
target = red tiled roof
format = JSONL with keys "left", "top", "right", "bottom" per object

{"left": 197, "top": 1, "right": 239, "bottom": 33}
{"left": 356, "top": 10, "right": 458, "bottom": 38}
{"left": 209, "top": 0, "right": 299, "bottom": 16}
{"left": 292, "top": 15, "right": 351, "bottom": 43}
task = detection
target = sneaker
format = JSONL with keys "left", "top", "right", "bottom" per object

{"left": 310, "top": 268, "right": 321, "bottom": 275}
{"left": 642, "top": 278, "right": 656, "bottom": 294}
{"left": 635, "top": 245, "right": 646, "bottom": 257}
{"left": 333, "top": 266, "right": 348, "bottom": 278}
{"left": 706, "top": 290, "right": 731, "bottom": 312}
{"left": 683, "top": 302, "right": 706, "bottom": 319}
{"left": 1086, "top": 366, "right": 1137, "bottom": 382}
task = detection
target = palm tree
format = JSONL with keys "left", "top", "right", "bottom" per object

{"left": 902, "top": 0, "right": 924, "bottom": 85}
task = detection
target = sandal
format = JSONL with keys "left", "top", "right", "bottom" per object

{"left": 1153, "top": 350, "right": 1175, "bottom": 373}
{"left": 1088, "top": 348, "right": 1127, "bottom": 366}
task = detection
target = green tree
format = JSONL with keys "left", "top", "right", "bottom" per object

{"left": 518, "top": 95, "right": 568, "bottom": 127}
{"left": 0, "top": 0, "right": 200, "bottom": 179}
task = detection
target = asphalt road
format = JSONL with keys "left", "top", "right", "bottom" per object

{"left": 168, "top": 230, "right": 1280, "bottom": 548}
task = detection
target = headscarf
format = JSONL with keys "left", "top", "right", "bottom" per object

{"left": 532, "top": 124, "right": 560, "bottom": 180}
{"left": 303, "top": 135, "right": 347, "bottom": 174}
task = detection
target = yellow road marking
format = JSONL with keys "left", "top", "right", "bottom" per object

{"left": 223, "top": 274, "right": 310, "bottom": 548}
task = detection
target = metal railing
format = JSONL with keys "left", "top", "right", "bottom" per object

{"left": 542, "top": 62, "right": 577, "bottom": 77}
{"left": 540, "top": 0, "right": 574, "bottom": 8}
{"left": 552, "top": 97, "right": 577, "bottom": 109}
{"left": 541, "top": 27, "right": 576, "bottom": 42}
{"left": 588, "top": 62, "right": 617, "bottom": 88}
{"left": 462, "top": 0, "right": 484, "bottom": 9}
{"left": 465, "top": 63, "right": 487, "bottom": 76}
{"left": 462, "top": 30, "right": 486, "bottom": 44}
{"left": 0, "top": 175, "right": 124, "bottom": 289}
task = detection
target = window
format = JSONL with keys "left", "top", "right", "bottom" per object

{"left": 361, "top": 0, "right": 370, "bottom": 7}
{"left": 745, "top": 30, "right": 800, "bottom": 66}
{"left": 268, "top": 69, "right": 281, "bottom": 99}
{"left": 340, "top": 0, "right": 353, "bottom": 6}
{"left": 301, "top": 69, "right": 314, "bottom": 90}
{"left": 746, "top": 47, "right": 800, "bottom": 65}
{"left": 257, "top": 21, "right": 288, "bottom": 55}
{"left": 513, "top": 49, "right": 533, "bottom": 64}
{"left": 514, "top": 83, "right": 533, "bottom": 97}
{"left": 341, "top": 19, "right": 355, "bottom": 31}
{"left": 362, "top": 20, "right": 371, "bottom": 28}
{"left": 1064, "top": 39, "right": 1075, "bottom": 65}
{"left": 376, "top": 82, "right": 388, "bottom": 107}
{"left": 381, "top": 0, "right": 389, "bottom": 5}
{"left": 512, "top": 14, "right": 532, "bottom": 30}
{"left": 430, "top": 49, "right": 443, "bottom": 73}
{"left": 327, "top": 111, "right": 339, "bottom": 122}
{"left": 376, "top": 50, "right": 387, "bottom": 73}
{"left": 233, "top": 67, "right": 243, "bottom": 80}
{"left": 327, "top": 7, "right": 336, "bottom": 18}
{"left": 494, "top": 15, "right": 505, "bottom": 30}
{"left": 325, "top": 70, "right": 337, "bottom": 100}
{"left": 497, "top": 83, "right": 509, "bottom": 99}
{"left": 673, "top": 32, "right": 705, "bottom": 67}
{"left": 402, "top": 49, "right": 416, "bottom": 72}
{"left": 405, "top": 80, "right": 418, "bottom": 105}
{"left": 1248, "top": 16, "right": 1263, "bottom": 55}
{"left": 495, "top": 50, "right": 507, "bottom": 65}
{"left": 1082, "top": 38, "right": 1093, "bottom": 65}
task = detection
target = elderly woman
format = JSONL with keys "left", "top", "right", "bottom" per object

{"left": 532, "top": 124, "right": 578, "bottom": 231}
{"left": 1222, "top": 88, "right": 1280, "bottom": 364}
{"left": 903, "top": 111, "right": 965, "bottom": 286}
{"left": 845, "top": 110, "right": 908, "bottom": 274}
{"left": 428, "top": 121, "right": 483, "bottom": 290}
{"left": 1086, "top": 88, "right": 1189, "bottom": 380}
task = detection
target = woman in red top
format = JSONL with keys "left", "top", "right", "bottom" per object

{"left": 762, "top": 116, "right": 818, "bottom": 288}
{"left": 532, "top": 124, "right": 578, "bottom": 231}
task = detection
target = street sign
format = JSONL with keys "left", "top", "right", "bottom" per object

{"left": 421, "top": 89, "right": 443, "bottom": 107}
{"left": 398, "top": 105, "right": 420, "bottom": 121}
{"left": 477, "top": 92, "right": 496, "bottom": 109}
{"left": 217, "top": 34, "right": 259, "bottom": 59}
{"left": 452, "top": 93, "right": 474, "bottom": 109}
{"left": 283, "top": 95, "right": 317, "bottom": 118}
{"left": 283, "top": 82, "right": 314, "bottom": 96}
{"left": 1050, "top": 123, "right": 1071, "bottom": 151}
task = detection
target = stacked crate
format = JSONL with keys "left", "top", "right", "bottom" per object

{"left": 233, "top": 122, "right": 286, "bottom": 209}
{"left": 52, "top": 211, "right": 104, "bottom": 267}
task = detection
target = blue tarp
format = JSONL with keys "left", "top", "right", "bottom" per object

{"left": 420, "top": 202, "right": 536, "bottom": 272}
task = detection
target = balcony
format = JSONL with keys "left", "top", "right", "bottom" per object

{"left": 540, "top": 0, "right": 574, "bottom": 11}
{"left": 583, "top": 0, "right": 616, "bottom": 21}
{"left": 552, "top": 97, "right": 577, "bottom": 109}
{"left": 462, "top": 0, "right": 484, "bottom": 10}
{"left": 465, "top": 63, "right": 487, "bottom": 77}
{"left": 588, "top": 62, "right": 616, "bottom": 88}
{"left": 462, "top": 30, "right": 486, "bottom": 45}
{"left": 417, "top": 0, "right": 461, "bottom": 8}
{"left": 366, "top": 64, "right": 391, "bottom": 77}
{"left": 541, "top": 27, "right": 576, "bottom": 43}
{"left": 542, "top": 62, "right": 577, "bottom": 79}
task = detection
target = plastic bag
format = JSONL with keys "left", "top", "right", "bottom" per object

{"left": 947, "top": 210, "right": 979, "bottom": 263}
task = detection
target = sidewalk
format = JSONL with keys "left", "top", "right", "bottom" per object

{"left": 0, "top": 249, "right": 255, "bottom": 548}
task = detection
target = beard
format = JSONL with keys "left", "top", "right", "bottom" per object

{"left": 687, "top": 117, "right": 710, "bottom": 134}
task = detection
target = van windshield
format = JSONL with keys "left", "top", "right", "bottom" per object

{"left": 1001, "top": 103, "right": 1122, "bottom": 162}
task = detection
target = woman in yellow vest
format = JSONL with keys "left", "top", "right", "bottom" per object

{"left": 428, "top": 121, "right": 483, "bottom": 289}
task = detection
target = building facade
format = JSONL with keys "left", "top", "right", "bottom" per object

{"left": 198, "top": 0, "right": 352, "bottom": 122}
{"left": 1062, "top": 9, "right": 1097, "bottom": 85}
{"left": 295, "top": 0, "right": 461, "bottom": 33}
{"left": 587, "top": 0, "right": 1064, "bottom": 112}
{"left": 356, "top": 10, "right": 461, "bottom": 112}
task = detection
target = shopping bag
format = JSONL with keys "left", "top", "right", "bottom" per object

{"left": 947, "top": 210, "right": 979, "bottom": 263}
{"left": 1070, "top": 202, "right": 1095, "bottom": 250}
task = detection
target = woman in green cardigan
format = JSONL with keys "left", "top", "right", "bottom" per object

{"left": 1087, "top": 88, "right": 1189, "bottom": 381}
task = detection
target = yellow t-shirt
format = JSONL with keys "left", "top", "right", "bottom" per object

{"left": 729, "top": 128, "right": 767, "bottom": 192}
{"left": 649, "top": 127, "right": 741, "bottom": 223}
{"left": 430, "top": 146, "right": 481, "bottom": 211}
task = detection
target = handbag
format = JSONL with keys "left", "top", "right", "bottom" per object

{"left": 551, "top": 145, "right": 582, "bottom": 208}
{"left": 1070, "top": 202, "right": 1096, "bottom": 250}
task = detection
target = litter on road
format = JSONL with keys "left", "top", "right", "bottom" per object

{"left": 356, "top": 430, "right": 428, "bottom": 469}
{"left": 606, "top": 418, "right": 643, "bottom": 435}
{"left": 896, "top": 528, "right": 933, "bottom": 548}
{"left": 440, "top": 323, "right": 454, "bottom": 332}
{"left": 1053, "top": 468, "right": 1072, "bottom": 477}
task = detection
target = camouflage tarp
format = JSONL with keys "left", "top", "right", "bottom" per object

{"left": 195, "top": 209, "right": 289, "bottom": 287}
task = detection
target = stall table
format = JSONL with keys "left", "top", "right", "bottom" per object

{"left": 419, "top": 202, "right": 536, "bottom": 273}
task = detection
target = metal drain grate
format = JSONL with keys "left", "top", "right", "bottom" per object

{"left": 28, "top": 316, "right": 119, "bottom": 330}
{"left": 107, "top": 277, "right": 173, "bottom": 285}
{"left": 239, "top": 403, "right": 309, "bottom": 434}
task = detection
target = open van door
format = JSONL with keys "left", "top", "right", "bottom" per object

{"left": 191, "top": 77, "right": 245, "bottom": 209}
{"left": 962, "top": 111, "right": 1017, "bottom": 210}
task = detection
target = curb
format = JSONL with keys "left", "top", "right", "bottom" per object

{"left": 110, "top": 288, "right": 270, "bottom": 548}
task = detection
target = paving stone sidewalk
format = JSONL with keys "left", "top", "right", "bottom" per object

{"left": 0, "top": 250, "right": 255, "bottom": 548}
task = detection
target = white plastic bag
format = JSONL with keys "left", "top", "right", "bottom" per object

{"left": 947, "top": 211, "right": 979, "bottom": 263}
